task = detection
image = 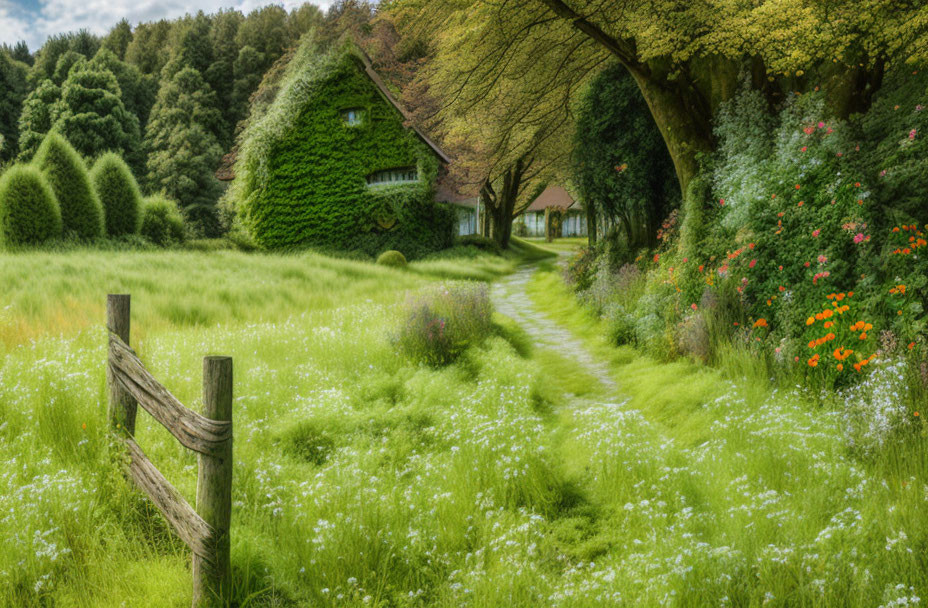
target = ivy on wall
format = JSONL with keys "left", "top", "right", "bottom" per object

{"left": 232, "top": 37, "right": 454, "bottom": 258}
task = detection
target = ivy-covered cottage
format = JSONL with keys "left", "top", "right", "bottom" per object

{"left": 221, "top": 36, "right": 458, "bottom": 258}
{"left": 514, "top": 186, "right": 587, "bottom": 238}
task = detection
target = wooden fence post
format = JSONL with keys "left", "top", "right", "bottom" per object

{"left": 193, "top": 356, "right": 233, "bottom": 607}
{"left": 107, "top": 294, "right": 137, "bottom": 435}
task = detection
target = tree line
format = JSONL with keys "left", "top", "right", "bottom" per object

{"left": 0, "top": 1, "right": 378, "bottom": 237}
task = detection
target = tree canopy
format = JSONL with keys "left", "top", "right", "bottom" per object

{"left": 390, "top": 0, "right": 928, "bottom": 194}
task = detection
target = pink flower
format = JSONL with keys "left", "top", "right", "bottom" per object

{"left": 812, "top": 229, "right": 820, "bottom": 237}
{"left": 917, "top": 105, "right": 924, "bottom": 111}
{"left": 691, "top": 303, "right": 698, "bottom": 311}
{"left": 817, "top": 254, "right": 827, "bottom": 264}
{"left": 804, "top": 261, "right": 811, "bottom": 268}
{"left": 910, "top": 129, "right": 917, "bottom": 140}
{"left": 880, "top": 169, "right": 887, "bottom": 177}
{"left": 683, "top": 257, "right": 688, "bottom": 263}
{"left": 749, "top": 259, "right": 757, "bottom": 268}
{"left": 803, "top": 126, "right": 815, "bottom": 135}
{"left": 836, "top": 152, "right": 843, "bottom": 157}
{"left": 778, "top": 265, "right": 783, "bottom": 271}
{"left": 853, "top": 233, "right": 866, "bottom": 244}
{"left": 818, "top": 121, "right": 825, "bottom": 129}
{"left": 801, "top": 146, "right": 807, "bottom": 152}
{"left": 719, "top": 198, "right": 725, "bottom": 206}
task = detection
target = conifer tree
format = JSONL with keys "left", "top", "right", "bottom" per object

{"left": 54, "top": 62, "right": 142, "bottom": 170}
{"left": 0, "top": 51, "right": 28, "bottom": 162}
{"left": 144, "top": 67, "right": 224, "bottom": 236}
{"left": 33, "top": 132, "right": 105, "bottom": 240}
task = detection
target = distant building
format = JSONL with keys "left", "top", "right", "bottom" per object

{"left": 514, "top": 186, "right": 587, "bottom": 238}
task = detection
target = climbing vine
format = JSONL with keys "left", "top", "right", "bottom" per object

{"left": 232, "top": 37, "right": 453, "bottom": 258}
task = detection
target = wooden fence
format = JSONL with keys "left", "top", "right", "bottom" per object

{"left": 106, "top": 294, "right": 233, "bottom": 607}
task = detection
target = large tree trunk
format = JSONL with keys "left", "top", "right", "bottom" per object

{"left": 586, "top": 201, "right": 597, "bottom": 246}
{"left": 480, "top": 156, "right": 528, "bottom": 249}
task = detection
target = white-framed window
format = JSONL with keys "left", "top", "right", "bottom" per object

{"left": 342, "top": 108, "right": 364, "bottom": 126}
{"left": 366, "top": 167, "right": 419, "bottom": 186}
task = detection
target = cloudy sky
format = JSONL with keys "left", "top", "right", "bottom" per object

{"left": 0, "top": 0, "right": 336, "bottom": 50}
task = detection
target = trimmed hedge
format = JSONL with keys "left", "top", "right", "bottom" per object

{"left": 91, "top": 152, "right": 142, "bottom": 237}
{"left": 33, "top": 132, "right": 104, "bottom": 240}
{"left": 140, "top": 195, "right": 186, "bottom": 246}
{"left": 376, "top": 249, "right": 407, "bottom": 267}
{"left": 233, "top": 38, "right": 454, "bottom": 259}
{"left": 0, "top": 165, "right": 62, "bottom": 245}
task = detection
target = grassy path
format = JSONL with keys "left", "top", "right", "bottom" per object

{"left": 489, "top": 254, "right": 928, "bottom": 607}
{"left": 491, "top": 259, "right": 617, "bottom": 394}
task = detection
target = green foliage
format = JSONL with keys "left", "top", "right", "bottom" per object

{"left": 140, "top": 195, "right": 186, "bottom": 246}
{"left": 16, "top": 80, "right": 60, "bottom": 162}
{"left": 393, "top": 282, "right": 493, "bottom": 366}
{"left": 233, "top": 37, "right": 454, "bottom": 258}
{"left": 90, "top": 153, "right": 142, "bottom": 237}
{"left": 101, "top": 19, "right": 133, "bottom": 60}
{"left": 0, "top": 165, "right": 62, "bottom": 246}
{"left": 33, "top": 133, "right": 104, "bottom": 240}
{"left": 51, "top": 50, "right": 85, "bottom": 85}
{"left": 29, "top": 30, "right": 100, "bottom": 86}
{"left": 860, "top": 69, "right": 928, "bottom": 220}
{"left": 90, "top": 49, "right": 158, "bottom": 130}
{"left": 0, "top": 51, "right": 28, "bottom": 162}
{"left": 144, "top": 67, "right": 224, "bottom": 236}
{"left": 55, "top": 62, "right": 142, "bottom": 169}
{"left": 376, "top": 249, "right": 407, "bottom": 267}
{"left": 572, "top": 62, "right": 678, "bottom": 254}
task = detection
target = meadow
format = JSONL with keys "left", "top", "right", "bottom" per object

{"left": 2, "top": 242, "right": 927, "bottom": 607}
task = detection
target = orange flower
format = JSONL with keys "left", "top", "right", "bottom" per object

{"left": 824, "top": 321, "right": 834, "bottom": 329}
{"left": 806, "top": 317, "right": 815, "bottom": 326}
{"left": 754, "top": 318, "right": 768, "bottom": 328}
{"left": 808, "top": 340, "right": 816, "bottom": 349}
{"left": 837, "top": 363, "right": 843, "bottom": 371}
{"left": 808, "top": 355, "right": 820, "bottom": 367}
{"left": 860, "top": 332, "right": 868, "bottom": 340}
{"left": 909, "top": 342, "right": 916, "bottom": 350}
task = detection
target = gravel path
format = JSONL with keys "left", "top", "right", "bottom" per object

{"left": 491, "top": 260, "right": 618, "bottom": 394}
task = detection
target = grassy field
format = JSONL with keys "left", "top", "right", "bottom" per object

{"left": 0, "top": 241, "right": 565, "bottom": 607}
{"left": 2, "top": 240, "right": 926, "bottom": 607}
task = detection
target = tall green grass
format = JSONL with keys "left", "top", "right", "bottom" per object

{"left": 525, "top": 265, "right": 928, "bottom": 607}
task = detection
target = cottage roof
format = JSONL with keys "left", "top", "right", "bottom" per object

{"left": 434, "top": 174, "right": 480, "bottom": 208}
{"left": 215, "top": 40, "right": 450, "bottom": 182}
{"left": 526, "top": 186, "right": 575, "bottom": 212}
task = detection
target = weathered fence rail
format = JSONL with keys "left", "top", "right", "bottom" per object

{"left": 106, "top": 294, "right": 233, "bottom": 607}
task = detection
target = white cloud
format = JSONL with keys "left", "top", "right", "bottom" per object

{"left": 1, "top": 0, "right": 337, "bottom": 50}
{"left": 0, "top": 0, "right": 34, "bottom": 47}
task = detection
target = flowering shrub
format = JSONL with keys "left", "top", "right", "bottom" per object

{"left": 393, "top": 283, "right": 493, "bottom": 366}
{"left": 563, "top": 246, "right": 597, "bottom": 292}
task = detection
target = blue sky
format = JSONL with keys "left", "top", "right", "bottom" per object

{"left": 0, "top": 0, "right": 335, "bottom": 50}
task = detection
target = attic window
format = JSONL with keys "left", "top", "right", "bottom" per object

{"left": 342, "top": 108, "right": 364, "bottom": 126}
{"left": 367, "top": 167, "right": 419, "bottom": 187}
